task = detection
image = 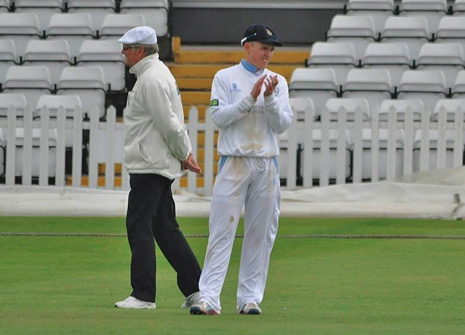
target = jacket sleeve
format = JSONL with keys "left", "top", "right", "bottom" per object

{"left": 143, "top": 81, "right": 190, "bottom": 162}
{"left": 210, "top": 72, "right": 256, "bottom": 129}
{"left": 264, "top": 77, "right": 293, "bottom": 135}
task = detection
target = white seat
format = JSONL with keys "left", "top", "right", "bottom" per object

{"left": 120, "top": 0, "right": 169, "bottom": 37}
{"left": 57, "top": 66, "right": 106, "bottom": 118}
{"left": 0, "top": 92, "right": 27, "bottom": 117}
{"left": 431, "top": 98, "right": 465, "bottom": 122}
{"left": 23, "top": 39, "right": 72, "bottom": 86}
{"left": 14, "top": 128, "right": 57, "bottom": 177}
{"left": 0, "top": 13, "right": 42, "bottom": 56}
{"left": 380, "top": 16, "right": 431, "bottom": 59}
{"left": 67, "top": 0, "right": 116, "bottom": 31}
{"left": 435, "top": 16, "right": 465, "bottom": 55}
{"left": 326, "top": 15, "right": 377, "bottom": 61}
{"left": 324, "top": 97, "right": 371, "bottom": 121}
{"left": 307, "top": 42, "right": 357, "bottom": 86}
{"left": 0, "top": 39, "right": 17, "bottom": 85}
{"left": 451, "top": 70, "right": 465, "bottom": 100}
{"left": 342, "top": 68, "right": 393, "bottom": 116}
{"left": 77, "top": 40, "right": 125, "bottom": 91}
{"left": 46, "top": 13, "right": 95, "bottom": 58}
{"left": 378, "top": 98, "right": 426, "bottom": 121}
{"left": 399, "top": 0, "right": 448, "bottom": 33}
{"left": 289, "top": 68, "right": 339, "bottom": 120}
{"left": 3, "top": 65, "right": 52, "bottom": 110}
{"left": 416, "top": 43, "right": 465, "bottom": 90}
{"left": 397, "top": 70, "right": 448, "bottom": 117}
{"left": 15, "top": 0, "right": 63, "bottom": 32}
{"left": 0, "top": 0, "right": 9, "bottom": 12}
{"left": 454, "top": 0, "right": 465, "bottom": 15}
{"left": 362, "top": 42, "right": 412, "bottom": 88}
{"left": 99, "top": 13, "right": 146, "bottom": 40}
{"left": 346, "top": 0, "right": 395, "bottom": 35}
{"left": 36, "top": 94, "right": 83, "bottom": 146}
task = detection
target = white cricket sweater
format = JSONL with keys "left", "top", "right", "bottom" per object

{"left": 210, "top": 61, "right": 293, "bottom": 157}
{"left": 123, "top": 54, "right": 191, "bottom": 179}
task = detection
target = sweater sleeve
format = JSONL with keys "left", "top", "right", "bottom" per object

{"left": 143, "top": 80, "right": 190, "bottom": 162}
{"left": 264, "top": 77, "right": 293, "bottom": 135}
{"left": 209, "top": 71, "right": 256, "bottom": 129}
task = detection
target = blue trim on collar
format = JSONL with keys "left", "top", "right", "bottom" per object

{"left": 240, "top": 59, "right": 259, "bottom": 74}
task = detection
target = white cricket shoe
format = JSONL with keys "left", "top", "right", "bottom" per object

{"left": 190, "top": 301, "right": 220, "bottom": 315}
{"left": 114, "top": 296, "right": 156, "bottom": 309}
{"left": 181, "top": 291, "right": 200, "bottom": 309}
{"left": 238, "top": 302, "right": 262, "bottom": 315}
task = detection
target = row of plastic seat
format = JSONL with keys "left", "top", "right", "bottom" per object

{"left": 0, "top": 0, "right": 168, "bottom": 30}
{"left": 0, "top": 12, "right": 165, "bottom": 55}
{"left": 0, "top": 65, "right": 107, "bottom": 118}
{"left": 0, "top": 39, "right": 125, "bottom": 90}
{"left": 345, "top": 0, "right": 465, "bottom": 33}
{"left": 327, "top": 15, "right": 465, "bottom": 59}
{"left": 289, "top": 68, "right": 465, "bottom": 120}
{"left": 308, "top": 42, "right": 465, "bottom": 87}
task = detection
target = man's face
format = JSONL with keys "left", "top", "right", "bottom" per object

{"left": 121, "top": 45, "right": 144, "bottom": 67}
{"left": 245, "top": 41, "right": 275, "bottom": 70}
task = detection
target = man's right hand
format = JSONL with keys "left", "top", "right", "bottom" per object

{"left": 251, "top": 74, "right": 267, "bottom": 99}
{"left": 181, "top": 153, "right": 202, "bottom": 174}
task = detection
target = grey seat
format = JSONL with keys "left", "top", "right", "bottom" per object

{"left": 0, "top": 13, "right": 42, "bottom": 56}
{"left": 15, "top": 0, "right": 63, "bottom": 32}
{"left": 120, "top": 0, "right": 169, "bottom": 37}
{"left": 67, "top": 0, "right": 116, "bottom": 31}
{"left": 0, "top": 39, "right": 17, "bottom": 85}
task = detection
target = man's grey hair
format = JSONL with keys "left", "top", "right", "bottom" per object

{"left": 130, "top": 43, "right": 159, "bottom": 56}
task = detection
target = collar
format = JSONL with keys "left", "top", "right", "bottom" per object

{"left": 129, "top": 53, "right": 160, "bottom": 77}
{"left": 240, "top": 59, "right": 264, "bottom": 75}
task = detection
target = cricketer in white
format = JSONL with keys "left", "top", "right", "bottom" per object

{"left": 190, "top": 24, "right": 293, "bottom": 315}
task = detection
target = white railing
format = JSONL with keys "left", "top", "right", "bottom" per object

{"left": 0, "top": 103, "right": 464, "bottom": 195}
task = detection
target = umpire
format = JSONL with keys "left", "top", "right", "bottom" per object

{"left": 115, "top": 26, "right": 202, "bottom": 309}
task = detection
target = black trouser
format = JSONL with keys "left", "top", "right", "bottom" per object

{"left": 126, "top": 173, "right": 202, "bottom": 303}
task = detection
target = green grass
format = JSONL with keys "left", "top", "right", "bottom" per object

{"left": 1, "top": 217, "right": 465, "bottom": 335}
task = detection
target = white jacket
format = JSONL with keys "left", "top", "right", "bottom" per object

{"left": 210, "top": 61, "right": 293, "bottom": 157}
{"left": 123, "top": 54, "right": 191, "bottom": 179}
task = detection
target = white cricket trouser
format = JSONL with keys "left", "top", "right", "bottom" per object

{"left": 199, "top": 156, "right": 280, "bottom": 313}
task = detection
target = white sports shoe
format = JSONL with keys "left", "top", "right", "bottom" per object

{"left": 181, "top": 291, "right": 201, "bottom": 309}
{"left": 114, "top": 296, "right": 156, "bottom": 309}
{"left": 238, "top": 302, "right": 262, "bottom": 315}
{"left": 190, "top": 301, "right": 220, "bottom": 315}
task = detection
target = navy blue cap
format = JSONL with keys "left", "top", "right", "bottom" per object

{"left": 241, "top": 24, "right": 283, "bottom": 47}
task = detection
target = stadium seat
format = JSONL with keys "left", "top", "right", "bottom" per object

{"left": 377, "top": 98, "right": 425, "bottom": 121}
{"left": 380, "top": 16, "right": 431, "bottom": 59}
{"left": 0, "top": 13, "right": 42, "bottom": 56}
{"left": 36, "top": 94, "right": 83, "bottom": 146}
{"left": 451, "top": 70, "right": 465, "bottom": 101}
{"left": 76, "top": 40, "right": 125, "bottom": 91}
{"left": 416, "top": 43, "right": 465, "bottom": 90}
{"left": 397, "top": 70, "right": 448, "bottom": 117}
{"left": 346, "top": 0, "right": 395, "bottom": 36}
{"left": 0, "top": 39, "right": 17, "bottom": 85}
{"left": 289, "top": 68, "right": 339, "bottom": 120}
{"left": 23, "top": 39, "right": 72, "bottom": 86}
{"left": 15, "top": 0, "right": 63, "bottom": 32}
{"left": 99, "top": 13, "right": 146, "bottom": 41}
{"left": 361, "top": 42, "right": 412, "bottom": 88}
{"left": 0, "top": 0, "right": 9, "bottom": 13}
{"left": 0, "top": 127, "right": 4, "bottom": 176}
{"left": 453, "top": 0, "right": 465, "bottom": 16}
{"left": 399, "top": 0, "right": 448, "bottom": 33}
{"left": 431, "top": 98, "right": 465, "bottom": 122}
{"left": 46, "top": 13, "right": 95, "bottom": 58}
{"left": 323, "top": 97, "right": 371, "bottom": 121}
{"left": 14, "top": 127, "right": 58, "bottom": 178}
{"left": 435, "top": 17, "right": 465, "bottom": 54}
{"left": 67, "top": 0, "right": 116, "bottom": 31}
{"left": 0, "top": 92, "right": 27, "bottom": 118}
{"left": 120, "top": 0, "right": 170, "bottom": 37}
{"left": 3, "top": 65, "right": 53, "bottom": 111}
{"left": 326, "top": 15, "right": 377, "bottom": 61}
{"left": 342, "top": 68, "right": 393, "bottom": 117}
{"left": 56, "top": 66, "right": 106, "bottom": 119}
{"left": 307, "top": 42, "right": 357, "bottom": 86}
